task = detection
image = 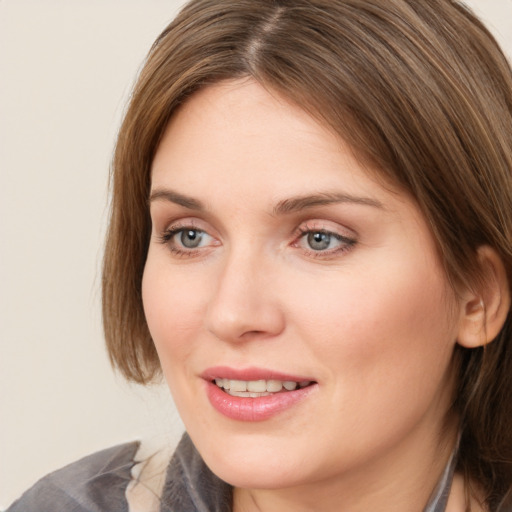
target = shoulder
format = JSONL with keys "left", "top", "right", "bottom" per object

{"left": 6, "top": 434, "right": 232, "bottom": 512}
{"left": 6, "top": 441, "right": 140, "bottom": 512}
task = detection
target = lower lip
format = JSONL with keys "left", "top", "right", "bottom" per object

{"left": 205, "top": 381, "right": 317, "bottom": 421}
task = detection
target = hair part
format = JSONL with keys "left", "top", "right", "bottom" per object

{"left": 102, "top": 1, "right": 512, "bottom": 506}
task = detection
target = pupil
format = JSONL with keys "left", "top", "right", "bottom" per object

{"left": 181, "top": 230, "right": 202, "bottom": 248}
{"left": 308, "top": 232, "right": 330, "bottom": 251}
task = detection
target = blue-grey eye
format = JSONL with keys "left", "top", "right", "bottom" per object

{"left": 307, "top": 231, "right": 332, "bottom": 251}
{"left": 180, "top": 229, "right": 203, "bottom": 248}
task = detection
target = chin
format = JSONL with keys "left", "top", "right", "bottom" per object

{"left": 190, "top": 429, "right": 317, "bottom": 489}
{"left": 209, "top": 457, "right": 307, "bottom": 490}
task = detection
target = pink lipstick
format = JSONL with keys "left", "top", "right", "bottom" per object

{"left": 202, "top": 367, "right": 317, "bottom": 421}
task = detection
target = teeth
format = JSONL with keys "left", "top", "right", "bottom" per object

{"left": 247, "top": 380, "right": 267, "bottom": 392}
{"left": 228, "top": 391, "right": 272, "bottom": 398}
{"left": 214, "top": 378, "right": 310, "bottom": 394}
{"left": 230, "top": 380, "right": 247, "bottom": 392}
{"left": 267, "top": 380, "right": 283, "bottom": 392}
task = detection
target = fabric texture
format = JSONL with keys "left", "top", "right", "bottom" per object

{"left": 6, "top": 441, "right": 140, "bottom": 512}
{"left": 6, "top": 433, "right": 491, "bottom": 512}
{"left": 160, "top": 434, "right": 232, "bottom": 512}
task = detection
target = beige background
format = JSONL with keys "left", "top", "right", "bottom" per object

{"left": 1, "top": 0, "right": 511, "bottom": 508}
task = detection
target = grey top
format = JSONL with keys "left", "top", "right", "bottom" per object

{"left": 5, "top": 434, "right": 230, "bottom": 512}
{"left": 3, "top": 433, "right": 479, "bottom": 512}
{"left": 6, "top": 440, "right": 140, "bottom": 512}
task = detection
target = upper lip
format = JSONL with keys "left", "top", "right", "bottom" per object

{"left": 201, "top": 366, "right": 316, "bottom": 383}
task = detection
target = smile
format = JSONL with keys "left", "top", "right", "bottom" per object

{"left": 203, "top": 368, "right": 318, "bottom": 421}
{"left": 214, "top": 378, "right": 313, "bottom": 397}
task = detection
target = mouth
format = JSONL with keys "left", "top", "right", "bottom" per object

{"left": 202, "top": 367, "right": 318, "bottom": 421}
{"left": 213, "top": 378, "right": 314, "bottom": 397}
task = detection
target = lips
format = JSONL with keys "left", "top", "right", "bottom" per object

{"left": 202, "top": 367, "right": 317, "bottom": 421}
{"left": 201, "top": 366, "right": 315, "bottom": 382}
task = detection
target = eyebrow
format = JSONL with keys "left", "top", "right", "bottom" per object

{"left": 273, "top": 192, "right": 384, "bottom": 215}
{"left": 149, "top": 189, "right": 205, "bottom": 210}
{"left": 148, "top": 188, "right": 384, "bottom": 214}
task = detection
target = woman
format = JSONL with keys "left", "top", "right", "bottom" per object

{"left": 8, "top": 0, "right": 512, "bottom": 510}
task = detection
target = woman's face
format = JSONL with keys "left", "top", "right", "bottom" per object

{"left": 143, "top": 79, "right": 464, "bottom": 492}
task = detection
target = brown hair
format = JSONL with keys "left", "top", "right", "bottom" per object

{"left": 102, "top": 0, "right": 512, "bottom": 507}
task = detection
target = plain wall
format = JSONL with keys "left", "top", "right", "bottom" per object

{"left": 1, "top": 0, "right": 511, "bottom": 508}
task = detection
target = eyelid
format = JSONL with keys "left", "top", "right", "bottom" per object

{"left": 291, "top": 220, "right": 358, "bottom": 258}
{"left": 292, "top": 219, "right": 357, "bottom": 240}
{"left": 157, "top": 216, "right": 214, "bottom": 237}
{"left": 156, "top": 218, "right": 220, "bottom": 257}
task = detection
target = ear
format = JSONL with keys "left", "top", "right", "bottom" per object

{"left": 457, "top": 246, "right": 510, "bottom": 349}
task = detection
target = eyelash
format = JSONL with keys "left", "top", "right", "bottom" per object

{"left": 293, "top": 225, "right": 357, "bottom": 258}
{"left": 157, "top": 222, "right": 357, "bottom": 259}
{"left": 158, "top": 224, "right": 212, "bottom": 258}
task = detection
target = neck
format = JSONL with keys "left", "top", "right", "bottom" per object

{"left": 445, "top": 473, "right": 487, "bottom": 512}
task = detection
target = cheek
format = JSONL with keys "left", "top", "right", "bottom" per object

{"left": 141, "top": 256, "right": 207, "bottom": 371}
{"left": 287, "top": 255, "right": 459, "bottom": 396}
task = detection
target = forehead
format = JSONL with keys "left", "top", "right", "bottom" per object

{"left": 154, "top": 79, "right": 345, "bottom": 170}
{"left": 151, "top": 79, "right": 404, "bottom": 206}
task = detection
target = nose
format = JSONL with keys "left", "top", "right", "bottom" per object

{"left": 204, "top": 248, "right": 285, "bottom": 343}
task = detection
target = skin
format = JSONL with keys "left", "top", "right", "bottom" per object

{"left": 143, "top": 79, "right": 473, "bottom": 511}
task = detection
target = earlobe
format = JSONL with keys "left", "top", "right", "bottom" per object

{"left": 457, "top": 246, "right": 510, "bottom": 349}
